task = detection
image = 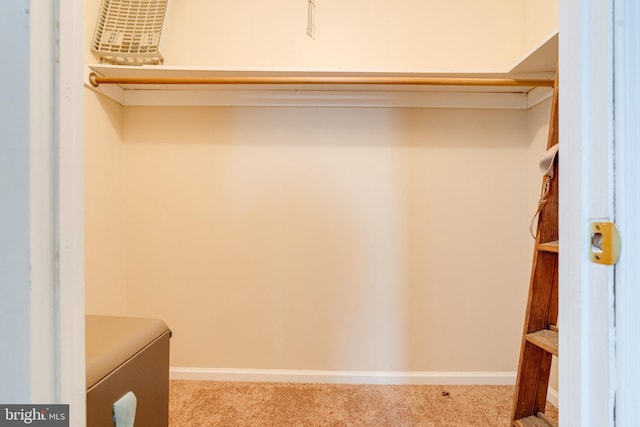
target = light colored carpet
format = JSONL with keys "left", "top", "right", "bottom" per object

{"left": 169, "top": 380, "right": 558, "bottom": 427}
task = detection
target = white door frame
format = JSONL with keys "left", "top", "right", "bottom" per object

{"left": 30, "top": 0, "right": 86, "bottom": 424}
{"left": 613, "top": 0, "right": 640, "bottom": 424}
{"left": 559, "top": 0, "right": 616, "bottom": 425}
{"left": 55, "top": 0, "right": 86, "bottom": 423}
{"left": 1, "top": 0, "right": 84, "bottom": 418}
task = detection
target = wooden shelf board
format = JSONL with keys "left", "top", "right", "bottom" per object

{"left": 537, "top": 240, "right": 559, "bottom": 253}
{"left": 525, "top": 329, "right": 559, "bottom": 356}
{"left": 514, "top": 414, "right": 557, "bottom": 427}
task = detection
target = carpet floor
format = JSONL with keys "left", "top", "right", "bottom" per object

{"left": 169, "top": 380, "right": 558, "bottom": 426}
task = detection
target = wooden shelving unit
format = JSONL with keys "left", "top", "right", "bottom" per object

{"left": 511, "top": 69, "right": 559, "bottom": 427}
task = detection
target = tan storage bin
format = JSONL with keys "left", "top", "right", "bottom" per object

{"left": 86, "top": 315, "right": 171, "bottom": 427}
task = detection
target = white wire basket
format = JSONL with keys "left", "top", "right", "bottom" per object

{"left": 92, "top": 0, "right": 171, "bottom": 65}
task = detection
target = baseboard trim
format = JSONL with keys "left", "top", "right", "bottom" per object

{"left": 547, "top": 386, "right": 559, "bottom": 407}
{"left": 170, "top": 367, "right": 516, "bottom": 385}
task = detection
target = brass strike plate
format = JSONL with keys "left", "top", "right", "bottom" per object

{"left": 590, "top": 222, "right": 621, "bottom": 265}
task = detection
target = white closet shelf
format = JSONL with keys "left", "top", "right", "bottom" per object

{"left": 86, "top": 33, "right": 557, "bottom": 109}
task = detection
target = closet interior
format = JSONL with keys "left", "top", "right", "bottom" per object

{"left": 83, "top": 0, "right": 560, "bottom": 421}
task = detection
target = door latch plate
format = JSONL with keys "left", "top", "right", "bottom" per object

{"left": 590, "top": 222, "right": 621, "bottom": 265}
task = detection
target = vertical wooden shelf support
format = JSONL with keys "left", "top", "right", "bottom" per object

{"left": 511, "top": 69, "right": 559, "bottom": 427}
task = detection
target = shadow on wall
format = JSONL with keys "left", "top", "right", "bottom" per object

{"left": 121, "top": 106, "right": 527, "bottom": 149}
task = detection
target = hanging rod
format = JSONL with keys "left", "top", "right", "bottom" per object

{"left": 88, "top": 72, "right": 554, "bottom": 88}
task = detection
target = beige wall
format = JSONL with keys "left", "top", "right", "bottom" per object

{"left": 86, "top": 0, "right": 558, "bottom": 70}
{"left": 84, "top": 0, "right": 557, "bottom": 373}
{"left": 84, "top": 91, "right": 128, "bottom": 315}
{"left": 116, "top": 106, "right": 533, "bottom": 371}
{"left": 523, "top": 0, "right": 559, "bottom": 51}
{"left": 162, "top": 0, "right": 528, "bottom": 71}
{"left": 84, "top": 0, "right": 128, "bottom": 315}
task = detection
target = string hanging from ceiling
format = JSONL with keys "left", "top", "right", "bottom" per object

{"left": 307, "top": 0, "right": 316, "bottom": 38}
